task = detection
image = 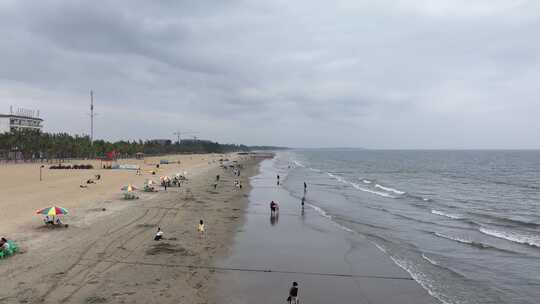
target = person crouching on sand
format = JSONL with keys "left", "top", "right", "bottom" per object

{"left": 154, "top": 227, "right": 164, "bottom": 241}
{"left": 198, "top": 220, "right": 205, "bottom": 237}
{"left": 287, "top": 282, "right": 299, "bottom": 304}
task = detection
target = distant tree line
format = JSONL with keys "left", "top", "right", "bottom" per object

{"left": 0, "top": 130, "right": 250, "bottom": 161}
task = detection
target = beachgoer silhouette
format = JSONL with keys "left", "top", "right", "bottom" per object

{"left": 270, "top": 201, "right": 278, "bottom": 214}
{"left": 304, "top": 182, "right": 307, "bottom": 193}
{"left": 287, "top": 282, "right": 299, "bottom": 303}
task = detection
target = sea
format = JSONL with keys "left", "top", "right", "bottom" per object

{"left": 277, "top": 149, "right": 540, "bottom": 304}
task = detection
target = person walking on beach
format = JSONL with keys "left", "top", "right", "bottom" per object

{"left": 277, "top": 174, "right": 280, "bottom": 186}
{"left": 287, "top": 282, "right": 299, "bottom": 304}
{"left": 198, "top": 220, "right": 205, "bottom": 237}
{"left": 154, "top": 227, "right": 164, "bottom": 241}
{"left": 301, "top": 196, "right": 305, "bottom": 207}
{"left": 270, "top": 200, "right": 278, "bottom": 215}
{"left": 304, "top": 182, "right": 307, "bottom": 193}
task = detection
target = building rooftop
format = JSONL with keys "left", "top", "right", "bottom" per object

{"left": 0, "top": 114, "right": 43, "bottom": 121}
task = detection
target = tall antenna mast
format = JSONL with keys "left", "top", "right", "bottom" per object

{"left": 173, "top": 131, "right": 181, "bottom": 144}
{"left": 90, "top": 90, "right": 95, "bottom": 145}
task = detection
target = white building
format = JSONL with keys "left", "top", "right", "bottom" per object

{"left": 0, "top": 113, "right": 43, "bottom": 133}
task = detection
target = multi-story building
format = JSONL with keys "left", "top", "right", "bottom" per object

{"left": 0, "top": 113, "right": 43, "bottom": 133}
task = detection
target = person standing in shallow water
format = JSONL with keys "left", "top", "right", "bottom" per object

{"left": 277, "top": 174, "right": 280, "bottom": 186}
{"left": 287, "top": 282, "right": 299, "bottom": 304}
{"left": 303, "top": 182, "right": 307, "bottom": 193}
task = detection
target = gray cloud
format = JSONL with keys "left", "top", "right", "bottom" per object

{"left": 0, "top": 0, "right": 539, "bottom": 148}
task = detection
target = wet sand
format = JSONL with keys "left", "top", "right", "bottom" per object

{"left": 0, "top": 155, "right": 264, "bottom": 303}
{"left": 214, "top": 158, "right": 437, "bottom": 303}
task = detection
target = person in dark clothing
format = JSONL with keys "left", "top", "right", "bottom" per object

{"left": 303, "top": 182, "right": 307, "bottom": 193}
{"left": 287, "top": 282, "right": 299, "bottom": 303}
{"left": 277, "top": 174, "right": 280, "bottom": 186}
{"left": 270, "top": 201, "right": 278, "bottom": 214}
{"left": 301, "top": 196, "right": 305, "bottom": 207}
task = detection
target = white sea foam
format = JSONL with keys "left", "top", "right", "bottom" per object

{"left": 307, "top": 203, "right": 355, "bottom": 233}
{"left": 389, "top": 256, "right": 453, "bottom": 304}
{"left": 422, "top": 253, "right": 439, "bottom": 266}
{"left": 434, "top": 232, "right": 473, "bottom": 245}
{"left": 328, "top": 173, "right": 396, "bottom": 198}
{"left": 350, "top": 182, "right": 396, "bottom": 198}
{"left": 361, "top": 179, "right": 372, "bottom": 184}
{"left": 431, "top": 210, "right": 462, "bottom": 220}
{"left": 293, "top": 160, "right": 305, "bottom": 167}
{"left": 327, "top": 172, "right": 347, "bottom": 184}
{"left": 309, "top": 167, "right": 321, "bottom": 172}
{"left": 375, "top": 184, "right": 406, "bottom": 195}
{"left": 479, "top": 227, "right": 540, "bottom": 248}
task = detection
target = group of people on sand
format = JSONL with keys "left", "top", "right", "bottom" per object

{"left": 153, "top": 220, "right": 205, "bottom": 241}
{"left": 80, "top": 174, "right": 101, "bottom": 188}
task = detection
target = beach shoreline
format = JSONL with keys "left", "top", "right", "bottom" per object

{"left": 214, "top": 155, "right": 437, "bottom": 304}
{"left": 0, "top": 153, "right": 267, "bottom": 303}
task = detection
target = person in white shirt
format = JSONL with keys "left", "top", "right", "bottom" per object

{"left": 154, "top": 227, "right": 164, "bottom": 241}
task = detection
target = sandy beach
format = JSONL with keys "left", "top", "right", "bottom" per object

{"left": 0, "top": 153, "right": 264, "bottom": 303}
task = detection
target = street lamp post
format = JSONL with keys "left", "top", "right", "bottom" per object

{"left": 40, "top": 165, "right": 44, "bottom": 181}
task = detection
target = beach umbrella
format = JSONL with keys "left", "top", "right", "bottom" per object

{"left": 36, "top": 206, "right": 69, "bottom": 216}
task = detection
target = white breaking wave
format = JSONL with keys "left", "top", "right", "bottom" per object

{"left": 434, "top": 232, "right": 474, "bottom": 245}
{"left": 479, "top": 227, "right": 540, "bottom": 248}
{"left": 361, "top": 179, "right": 372, "bottom": 184}
{"left": 375, "top": 184, "right": 406, "bottom": 195}
{"left": 431, "top": 210, "right": 462, "bottom": 220}
{"left": 327, "top": 172, "right": 347, "bottom": 184}
{"left": 328, "top": 173, "right": 396, "bottom": 198}
{"left": 309, "top": 167, "right": 321, "bottom": 172}
{"left": 293, "top": 160, "right": 305, "bottom": 167}
{"left": 422, "top": 253, "right": 439, "bottom": 266}
{"left": 350, "top": 182, "right": 396, "bottom": 198}
{"left": 370, "top": 242, "right": 453, "bottom": 304}
{"left": 389, "top": 256, "right": 453, "bottom": 304}
{"left": 307, "top": 203, "right": 355, "bottom": 233}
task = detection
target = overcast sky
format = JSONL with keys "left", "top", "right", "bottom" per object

{"left": 0, "top": 0, "right": 539, "bottom": 148}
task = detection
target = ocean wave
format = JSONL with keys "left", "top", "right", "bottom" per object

{"left": 433, "top": 232, "right": 493, "bottom": 249}
{"left": 327, "top": 173, "right": 397, "bottom": 198}
{"left": 292, "top": 160, "right": 305, "bottom": 167}
{"left": 422, "top": 253, "right": 439, "bottom": 266}
{"left": 327, "top": 172, "right": 347, "bottom": 184}
{"left": 349, "top": 182, "right": 397, "bottom": 198}
{"left": 306, "top": 203, "right": 355, "bottom": 233}
{"left": 309, "top": 167, "right": 321, "bottom": 172}
{"left": 360, "top": 178, "right": 372, "bottom": 184}
{"left": 469, "top": 212, "right": 540, "bottom": 229}
{"left": 432, "top": 210, "right": 463, "bottom": 220}
{"left": 388, "top": 255, "right": 453, "bottom": 304}
{"left": 375, "top": 184, "right": 406, "bottom": 195}
{"left": 479, "top": 227, "right": 540, "bottom": 248}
